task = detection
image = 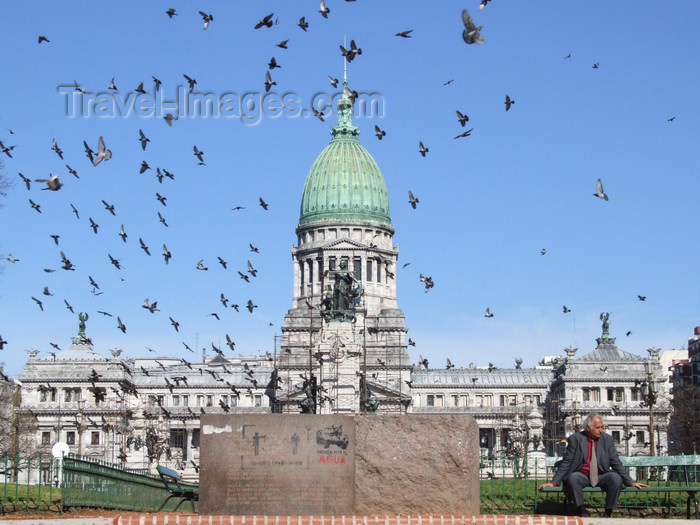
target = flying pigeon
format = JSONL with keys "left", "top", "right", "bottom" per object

{"left": 255, "top": 13, "right": 274, "bottom": 29}
{"left": 462, "top": 9, "right": 484, "bottom": 45}
{"left": 593, "top": 178, "right": 608, "bottom": 201}
{"left": 408, "top": 190, "right": 419, "bottom": 209}
{"left": 93, "top": 136, "right": 112, "bottom": 166}
{"left": 505, "top": 94, "right": 515, "bottom": 111}
{"left": 199, "top": 11, "right": 213, "bottom": 30}
{"left": 35, "top": 174, "right": 63, "bottom": 191}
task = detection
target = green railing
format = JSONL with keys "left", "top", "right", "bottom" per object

{"left": 0, "top": 453, "right": 61, "bottom": 513}
{"left": 62, "top": 454, "right": 198, "bottom": 513}
{"left": 2, "top": 450, "right": 698, "bottom": 516}
{"left": 479, "top": 452, "right": 700, "bottom": 517}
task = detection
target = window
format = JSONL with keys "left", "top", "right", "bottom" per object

{"left": 376, "top": 259, "right": 382, "bottom": 282}
{"left": 172, "top": 395, "right": 180, "bottom": 407}
{"left": 42, "top": 432, "right": 51, "bottom": 445}
{"left": 631, "top": 388, "right": 641, "bottom": 401}
{"left": 66, "top": 431, "right": 75, "bottom": 445}
{"left": 426, "top": 394, "right": 444, "bottom": 407}
{"left": 583, "top": 388, "right": 600, "bottom": 402}
{"left": 181, "top": 395, "right": 189, "bottom": 407}
{"left": 40, "top": 388, "right": 56, "bottom": 402}
{"left": 353, "top": 258, "right": 362, "bottom": 282}
{"left": 220, "top": 395, "right": 228, "bottom": 405}
{"left": 196, "top": 395, "right": 204, "bottom": 407}
{"left": 479, "top": 429, "right": 490, "bottom": 448}
{"left": 206, "top": 395, "right": 213, "bottom": 407}
{"left": 64, "top": 388, "right": 81, "bottom": 403}
{"left": 501, "top": 429, "right": 511, "bottom": 447}
{"left": 615, "top": 388, "right": 624, "bottom": 402}
{"left": 366, "top": 260, "right": 373, "bottom": 282}
{"left": 299, "top": 261, "right": 304, "bottom": 294}
{"left": 612, "top": 430, "right": 620, "bottom": 444}
{"left": 500, "top": 394, "right": 516, "bottom": 407}
{"left": 317, "top": 260, "right": 323, "bottom": 282}
{"left": 91, "top": 432, "right": 100, "bottom": 445}
{"left": 475, "top": 395, "right": 492, "bottom": 407}
{"left": 170, "top": 430, "right": 185, "bottom": 449}
{"left": 230, "top": 395, "right": 238, "bottom": 407}
{"left": 254, "top": 395, "right": 263, "bottom": 407}
{"left": 607, "top": 388, "right": 624, "bottom": 402}
{"left": 636, "top": 431, "right": 645, "bottom": 445}
{"left": 148, "top": 394, "right": 164, "bottom": 406}
{"left": 524, "top": 394, "right": 541, "bottom": 407}
{"left": 452, "top": 395, "right": 469, "bottom": 407}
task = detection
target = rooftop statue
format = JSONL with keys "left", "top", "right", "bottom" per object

{"left": 600, "top": 312, "right": 610, "bottom": 336}
{"left": 78, "top": 312, "right": 89, "bottom": 339}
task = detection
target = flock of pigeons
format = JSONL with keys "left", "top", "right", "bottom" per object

{"left": 0, "top": 1, "right": 665, "bottom": 372}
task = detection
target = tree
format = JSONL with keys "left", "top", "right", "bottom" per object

{"left": 0, "top": 372, "right": 39, "bottom": 458}
{"left": 669, "top": 381, "right": 700, "bottom": 455}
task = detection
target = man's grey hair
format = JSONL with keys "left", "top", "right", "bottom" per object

{"left": 584, "top": 412, "right": 601, "bottom": 429}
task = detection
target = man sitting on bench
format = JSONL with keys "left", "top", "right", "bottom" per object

{"left": 539, "top": 412, "right": 648, "bottom": 517}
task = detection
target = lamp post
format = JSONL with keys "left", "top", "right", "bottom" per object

{"left": 642, "top": 359, "right": 659, "bottom": 457}
{"left": 77, "top": 398, "right": 85, "bottom": 456}
{"left": 571, "top": 400, "right": 581, "bottom": 432}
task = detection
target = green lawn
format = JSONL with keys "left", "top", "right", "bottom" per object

{"left": 480, "top": 478, "right": 697, "bottom": 517}
{"left": 0, "top": 483, "right": 61, "bottom": 513}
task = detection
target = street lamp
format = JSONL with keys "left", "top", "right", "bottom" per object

{"left": 571, "top": 400, "right": 581, "bottom": 432}
{"left": 642, "top": 359, "right": 659, "bottom": 457}
{"left": 76, "top": 398, "right": 85, "bottom": 456}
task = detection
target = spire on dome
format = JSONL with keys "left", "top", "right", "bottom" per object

{"left": 332, "top": 38, "right": 359, "bottom": 138}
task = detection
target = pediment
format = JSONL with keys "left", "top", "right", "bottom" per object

{"left": 323, "top": 238, "right": 368, "bottom": 250}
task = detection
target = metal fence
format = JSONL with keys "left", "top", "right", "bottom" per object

{"left": 1, "top": 451, "right": 698, "bottom": 516}
{"left": 0, "top": 453, "right": 60, "bottom": 513}
{"left": 479, "top": 452, "right": 700, "bottom": 517}
{"left": 61, "top": 454, "right": 198, "bottom": 512}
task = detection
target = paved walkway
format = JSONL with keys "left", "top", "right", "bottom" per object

{"left": 0, "top": 516, "right": 694, "bottom": 525}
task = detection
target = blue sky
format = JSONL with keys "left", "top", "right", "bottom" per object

{"left": 1, "top": 1, "right": 699, "bottom": 376}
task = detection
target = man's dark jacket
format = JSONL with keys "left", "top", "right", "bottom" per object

{"left": 552, "top": 431, "right": 634, "bottom": 486}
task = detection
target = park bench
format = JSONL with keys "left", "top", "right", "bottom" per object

{"left": 540, "top": 455, "right": 700, "bottom": 519}
{"left": 155, "top": 465, "right": 199, "bottom": 512}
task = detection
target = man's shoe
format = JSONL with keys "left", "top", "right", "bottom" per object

{"left": 577, "top": 505, "right": 590, "bottom": 517}
{"left": 603, "top": 509, "right": 613, "bottom": 517}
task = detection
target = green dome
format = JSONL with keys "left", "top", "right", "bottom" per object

{"left": 298, "top": 93, "right": 392, "bottom": 231}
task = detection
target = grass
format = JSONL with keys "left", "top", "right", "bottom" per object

{"left": 0, "top": 483, "right": 61, "bottom": 513}
{"left": 480, "top": 477, "right": 698, "bottom": 517}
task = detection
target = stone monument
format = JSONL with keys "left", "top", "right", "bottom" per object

{"left": 199, "top": 414, "right": 479, "bottom": 516}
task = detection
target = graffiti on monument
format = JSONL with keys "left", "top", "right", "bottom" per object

{"left": 200, "top": 415, "right": 354, "bottom": 515}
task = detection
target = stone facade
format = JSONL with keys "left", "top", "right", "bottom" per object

{"left": 672, "top": 326, "right": 700, "bottom": 387}
{"left": 18, "top": 334, "right": 274, "bottom": 481}
{"left": 12, "top": 321, "right": 677, "bottom": 483}
{"left": 409, "top": 325, "right": 673, "bottom": 462}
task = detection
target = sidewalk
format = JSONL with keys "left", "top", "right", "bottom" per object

{"left": 0, "top": 516, "right": 694, "bottom": 525}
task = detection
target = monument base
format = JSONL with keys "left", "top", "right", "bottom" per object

{"left": 199, "top": 414, "right": 479, "bottom": 516}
